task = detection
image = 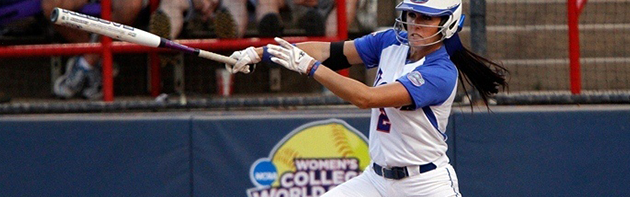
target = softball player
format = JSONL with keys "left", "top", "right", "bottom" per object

{"left": 229, "top": 0, "right": 507, "bottom": 196}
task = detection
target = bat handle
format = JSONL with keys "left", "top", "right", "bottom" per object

{"left": 160, "top": 38, "right": 237, "bottom": 65}
{"left": 199, "top": 50, "right": 238, "bottom": 65}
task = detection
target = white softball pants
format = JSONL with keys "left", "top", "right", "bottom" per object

{"left": 321, "top": 162, "right": 461, "bottom": 197}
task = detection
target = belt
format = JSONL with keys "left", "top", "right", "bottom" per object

{"left": 372, "top": 162, "right": 437, "bottom": 180}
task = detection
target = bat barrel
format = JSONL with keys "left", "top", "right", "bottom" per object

{"left": 50, "top": 7, "right": 236, "bottom": 65}
{"left": 52, "top": 7, "right": 161, "bottom": 48}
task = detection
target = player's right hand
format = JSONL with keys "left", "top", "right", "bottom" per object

{"left": 226, "top": 47, "right": 261, "bottom": 74}
{"left": 267, "top": 37, "right": 318, "bottom": 75}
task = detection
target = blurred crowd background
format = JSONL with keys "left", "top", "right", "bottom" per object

{"left": 0, "top": 0, "right": 628, "bottom": 105}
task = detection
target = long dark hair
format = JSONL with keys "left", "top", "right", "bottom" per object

{"left": 450, "top": 47, "right": 508, "bottom": 106}
{"left": 436, "top": 15, "right": 508, "bottom": 107}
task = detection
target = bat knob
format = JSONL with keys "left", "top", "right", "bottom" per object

{"left": 50, "top": 8, "right": 59, "bottom": 23}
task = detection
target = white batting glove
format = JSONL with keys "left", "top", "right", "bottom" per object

{"left": 267, "top": 37, "right": 319, "bottom": 75}
{"left": 226, "top": 46, "right": 261, "bottom": 74}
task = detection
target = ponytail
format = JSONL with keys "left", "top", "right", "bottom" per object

{"left": 445, "top": 33, "right": 508, "bottom": 107}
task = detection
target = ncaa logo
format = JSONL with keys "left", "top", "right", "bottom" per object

{"left": 246, "top": 119, "right": 370, "bottom": 197}
{"left": 410, "top": 0, "right": 428, "bottom": 4}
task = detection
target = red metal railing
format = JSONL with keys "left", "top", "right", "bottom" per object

{"left": 568, "top": 0, "right": 588, "bottom": 94}
{"left": 101, "top": 0, "right": 114, "bottom": 101}
{"left": 0, "top": 0, "right": 348, "bottom": 101}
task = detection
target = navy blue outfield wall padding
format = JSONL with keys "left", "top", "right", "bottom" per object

{"left": 0, "top": 116, "right": 192, "bottom": 197}
{"left": 190, "top": 112, "right": 371, "bottom": 197}
{"left": 1, "top": 106, "right": 629, "bottom": 197}
{"left": 451, "top": 108, "right": 630, "bottom": 197}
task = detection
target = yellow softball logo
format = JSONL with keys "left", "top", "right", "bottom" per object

{"left": 271, "top": 122, "right": 370, "bottom": 186}
{"left": 248, "top": 119, "right": 369, "bottom": 196}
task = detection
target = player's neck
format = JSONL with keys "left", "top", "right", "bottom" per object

{"left": 408, "top": 43, "right": 442, "bottom": 62}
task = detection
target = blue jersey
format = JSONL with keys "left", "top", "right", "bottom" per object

{"left": 354, "top": 29, "right": 458, "bottom": 167}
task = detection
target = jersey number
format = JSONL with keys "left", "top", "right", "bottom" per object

{"left": 377, "top": 108, "right": 391, "bottom": 133}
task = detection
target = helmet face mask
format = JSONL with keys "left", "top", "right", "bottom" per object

{"left": 394, "top": 12, "right": 447, "bottom": 47}
{"left": 394, "top": 0, "right": 462, "bottom": 48}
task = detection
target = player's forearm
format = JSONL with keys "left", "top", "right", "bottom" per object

{"left": 313, "top": 65, "right": 373, "bottom": 109}
{"left": 295, "top": 42, "right": 331, "bottom": 62}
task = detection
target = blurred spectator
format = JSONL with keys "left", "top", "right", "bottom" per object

{"left": 41, "top": 0, "right": 145, "bottom": 100}
{"left": 150, "top": 0, "right": 367, "bottom": 39}
{"left": 1, "top": 0, "right": 54, "bottom": 37}
{"left": 0, "top": 0, "right": 23, "bottom": 6}
{"left": 353, "top": 0, "right": 378, "bottom": 32}
{"left": 255, "top": 0, "right": 360, "bottom": 37}
{"left": 147, "top": 0, "right": 247, "bottom": 95}
{"left": 149, "top": 0, "right": 247, "bottom": 39}
{"left": 0, "top": 91, "right": 10, "bottom": 104}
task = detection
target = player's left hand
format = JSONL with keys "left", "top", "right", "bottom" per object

{"left": 226, "top": 46, "right": 260, "bottom": 74}
{"left": 267, "top": 37, "right": 319, "bottom": 75}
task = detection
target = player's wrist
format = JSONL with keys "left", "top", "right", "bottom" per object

{"left": 262, "top": 46, "right": 273, "bottom": 63}
{"left": 307, "top": 61, "right": 321, "bottom": 77}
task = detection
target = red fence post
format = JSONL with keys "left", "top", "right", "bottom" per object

{"left": 149, "top": 53, "right": 161, "bottom": 97}
{"left": 336, "top": 0, "right": 348, "bottom": 41}
{"left": 101, "top": 0, "right": 114, "bottom": 101}
{"left": 149, "top": 0, "right": 161, "bottom": 97}
{"left": 568, "top": 0, "right": 581, "bottom": 94}
{"left": 150, "top": 0, "right": 159, "bottom": 12}
{"left": 577, "top": 0, "right": 588, "bottom": 15}
{"left": 336, "top": 0, "right": 349, "bottom": 77}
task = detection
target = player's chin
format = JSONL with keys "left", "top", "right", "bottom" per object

{"left": 408, "top": 39, "right": 426, "bottom": 47}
